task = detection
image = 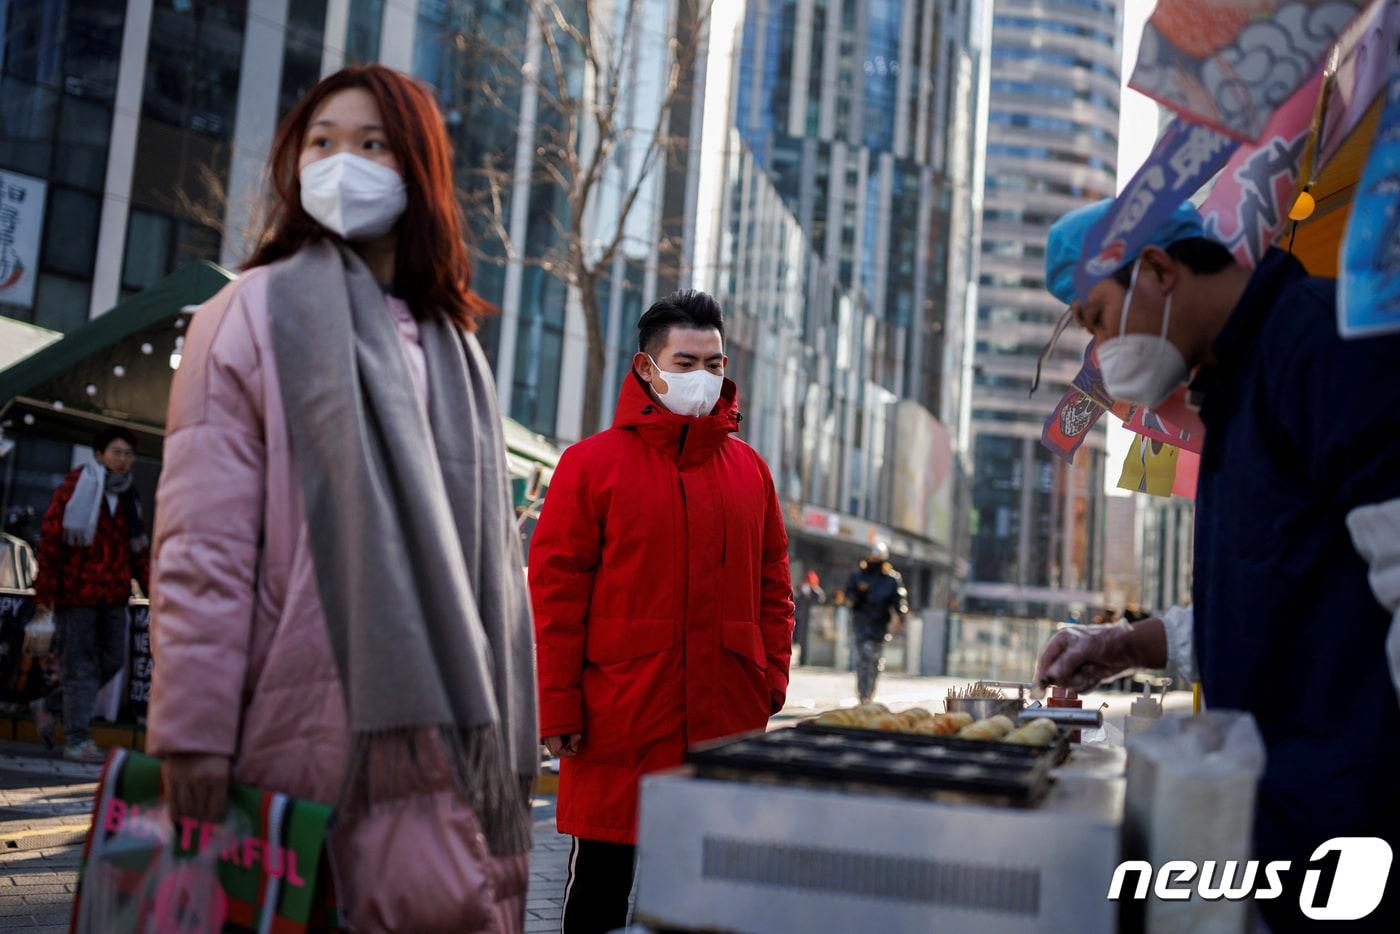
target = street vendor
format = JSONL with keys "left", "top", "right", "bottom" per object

{"left": 1034, "top": 199, "right": 1400, "bottom": 928}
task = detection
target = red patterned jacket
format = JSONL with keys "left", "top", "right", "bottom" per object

{"left": 34, "top": 469, "right": 150, "bottom": 609}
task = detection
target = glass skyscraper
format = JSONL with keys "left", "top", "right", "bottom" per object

{"left": 701, "top": 0, "right": 986, "bottom": 607}
{"left": 965, "top": 0, "right": 1122, "bottom": 620}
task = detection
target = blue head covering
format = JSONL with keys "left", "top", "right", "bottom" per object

{"left": 1044, "top": 199, "right": 1207, "bottom": 305}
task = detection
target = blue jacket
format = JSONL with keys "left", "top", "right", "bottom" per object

{"left": 1192, "top": 250, "right": 1400, "bottom": 924}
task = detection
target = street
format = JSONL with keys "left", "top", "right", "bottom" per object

{"left": 0, "top": 668, "right": 1188, "bottom": 931}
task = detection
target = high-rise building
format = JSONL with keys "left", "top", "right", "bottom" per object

{"left": 700, "top": 0, "right": 987, "bottom": 609}
{"left": 963, "top": 0, "right": 1122, "bottom": 621}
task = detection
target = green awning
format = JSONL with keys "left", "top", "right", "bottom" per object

{"left": 1, "top": 261, "right": 564, "bottom": 476}
{"left": 0, "top": 262, "right": 235, "bottom": 457}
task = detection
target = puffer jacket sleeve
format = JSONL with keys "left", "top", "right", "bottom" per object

{"left": 756, "top": 458, "right": 795, "bottom": 713}
{"left": 33, "top": 472, "right": 77, "bottom": 609}
{"left": 147, "top": 284, "right": 266, "bottom": 758}
{"left": 529, "top": 445, "right": 603, "bottom": 740}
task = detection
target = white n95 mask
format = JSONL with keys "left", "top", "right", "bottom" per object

{"left": 648, "top": 356, "right": 724, "bottom": 418}
{"left": 1098, "top": 257, "right": 1190, "bottom": 408}
{"left": 299, "top": 152, "right": 407, "bottom": 241}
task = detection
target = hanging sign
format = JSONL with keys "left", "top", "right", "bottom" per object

{"left": 1339, "top": 63, "right": 1400, "bottom": 338}
{"left": 1199, "top": 69, "right": 1324, "bottom": 267}
{"left": 1319, "top": 0, "right": 1400, "bottom": 171}
{"left": 1118, "top": 435, "right": 1180, "bottom": 497}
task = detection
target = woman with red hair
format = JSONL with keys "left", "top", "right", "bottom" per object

{"left": 147, "top": 66, "right": 538, "bottom": 932}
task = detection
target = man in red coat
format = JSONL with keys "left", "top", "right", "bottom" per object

{"left": 531, "top": 290, "right": 795, "bottom": 933}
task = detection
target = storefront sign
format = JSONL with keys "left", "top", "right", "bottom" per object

{"left": 126, "top": 603, "right": 152, "bottom": 722}
{"left": 0, "top": 590, "right": 52, "bottom": 704}
{"left": 0, "top": 170, "right": 47, "bottom": 310}
{"left": 1131, "top": 0, "right": 1365, "bottom": 142}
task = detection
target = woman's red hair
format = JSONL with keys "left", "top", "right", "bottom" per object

{"left": 245, "top": 65, "right": 494, "bottom": 328}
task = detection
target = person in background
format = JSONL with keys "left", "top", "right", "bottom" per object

{"left": 793, "top": 570, "right": 826, "bottom": 665}
{"left": 531, "top": 290, "right": 795, "bottom": 934}
{"left": 147, "top": 66, "right": 537, "bottom": 932}
{"left": 1035, "top": 199, "right": 1400, "bottom": 929}
{"left": 840, "top": 543, "right": 908, "bottom": 705}
{"left": 30, "top": 427, "right": 148, "bottom": 764}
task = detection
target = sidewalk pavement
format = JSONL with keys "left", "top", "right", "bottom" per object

{"left": 0, "top": 668, "right": 1185, "bottom": 930}
{"left": 0, "top": 744, "right": 573, "bottom": 933}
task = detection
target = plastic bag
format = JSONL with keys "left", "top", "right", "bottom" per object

{"left": 75, "top": 801, "right": 247, "bottom": 933}
{"left": 22, "top": 609, "right": 54, "bottom": 657}
{"left": 1124, "top": 711, "right": 1266, "bottom": 934}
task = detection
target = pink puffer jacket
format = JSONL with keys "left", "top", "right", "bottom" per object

{"left": 147, "top": 266, "right": 529, "bottom": 932}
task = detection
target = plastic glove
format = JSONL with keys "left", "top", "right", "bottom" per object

{"left": 1036, "top": 619, "right": 1166, "bottom": 694}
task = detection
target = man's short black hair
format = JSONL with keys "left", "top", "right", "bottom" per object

{"left": 1110, "top": 237, "right": 1236, "bottom": 288}
{"left": 637, "top": 290, "right": 725, "bottom": 355}
{"left": 92, "top": 427, "right": 136, "bottom": 454}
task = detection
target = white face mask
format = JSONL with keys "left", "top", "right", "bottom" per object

{"left": 647, "top": 356, "right": 724, "bottom": 418}
{"left": 1098, "top": 257, "right": 1190, "bottom": 407}
{"left": 299, "top": 152, "right": 407, "bottom": 241}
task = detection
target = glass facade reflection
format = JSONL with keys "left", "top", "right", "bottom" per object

{"left": 0, "top": 0, "right": 125, "bottom": 330}
{"left": 713, "top": 0, "right": 982, "bottom": 588}
{"left": 966, "top": 0, "right": 1121, "bottom": 619}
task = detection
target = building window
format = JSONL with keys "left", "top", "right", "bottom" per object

{"left": 33, "top": 272, "right": 91, "bottom": 333}
{"left": 143, "top": 0, "right": 249, "bottom": 141}
{"left": 279, "top": 0, "right": 330, "bottom": 121}
{"left": 41, "top": 186, "right": 101, "bottom": 278}
{"left": 0, "top": 0, "right": 127, "bottom": 102}
{"left": 346, "top": 0, "right": 386, "bottom": 64}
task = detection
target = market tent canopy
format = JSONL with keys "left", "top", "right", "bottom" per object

{"left": 0, "top": 318, "right": 61, "bottom": 372}
{"left": 0, "top": 262, "right": 562, "bottom": 475}
{"left": 0, "top": 262, "right": 235, "bottom": 458}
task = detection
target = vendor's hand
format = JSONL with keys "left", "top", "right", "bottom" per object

{"left": 1036, "top": 618, "right": 1168, "bottom": 694}
{"left": 162, "top": 753, "right": 230, "bottom": 825}
{"left": 543, "top": 733, "right": 582, "bottom": 758}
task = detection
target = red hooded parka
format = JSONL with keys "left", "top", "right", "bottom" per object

{"left": 530, "top": 372, "right": 795, "bottom": 844}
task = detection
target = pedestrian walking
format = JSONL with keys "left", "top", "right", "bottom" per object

{"left": 530, "top": 290, "right": 795, "bottom": 934}
{"left": 841, "top": 543, "right": 908, "bottom": 704}
{"left": 146, "top": 65, "right": 537, "bottom": 933}
{"left": 793, "top": 570, "right": 826, "bottom": 665}
{"left": 30, "top": 427, "right": 148, "bottom": 764}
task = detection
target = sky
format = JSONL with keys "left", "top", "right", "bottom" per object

{"left": 1105, "top": 0, "right": 1162, "bottom": 497}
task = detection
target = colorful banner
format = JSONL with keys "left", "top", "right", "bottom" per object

{"left": 1173, "top": 447, "right": 1202, "bottom": 499}
{"left": 1118, "top": 401, "right": 1205, "bottom": 454}
{"left": 1042, "top": 388, "right": 1105, "bottom": 464}
{"left": 1319, "top": 0, "right": 1400, "bottom": 170}
{"left": 1118, "top": 435, "right": 1180, "bottom": 497}
{"left": 1199, "top": 69, "right": 1324, "bottom": 267}
{"left": 1339, "top": 63, "right": 1400, "bottom": 339}
{"left": 1130, "top": 0, "right": 1367, "bottom": 142}
{"left": 1073, "top": 116, "right": 1237, "bottom": 302}
{"left": 0, "top": 170, "right": 46, "bottom": 309}
{"left": 1071, "top": 340, "right": 1116, "bottom": 409}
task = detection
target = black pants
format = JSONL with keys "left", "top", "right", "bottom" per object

{"left": 562, "top": 838, "right": 635, "bottom": 934}
{"left": 44, "top": 605, "right": 127, "bottom": 745}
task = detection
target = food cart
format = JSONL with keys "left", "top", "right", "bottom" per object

{"left": 635, "top": 699, "right": 1119, "bottom": 933}
{"left": 634, "top": 2, "right": 1397, "bottom": 930}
